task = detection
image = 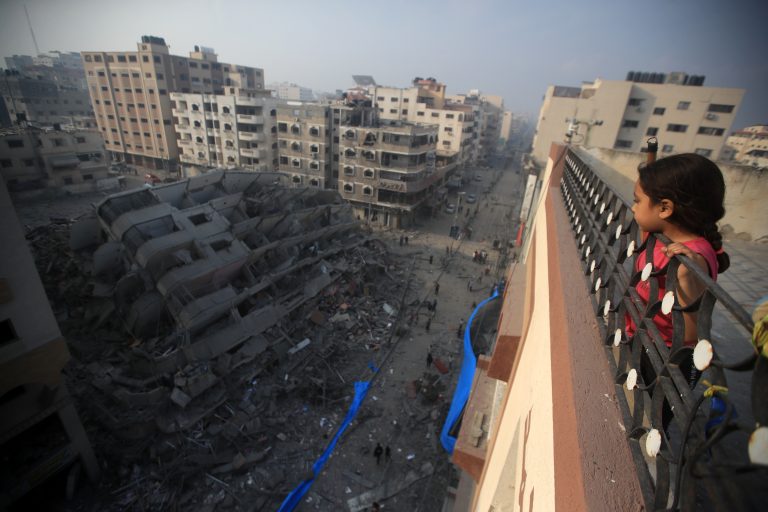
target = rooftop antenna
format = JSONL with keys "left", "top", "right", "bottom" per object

{"left": 24, "top": 4, "right": 40, "bottom": 56}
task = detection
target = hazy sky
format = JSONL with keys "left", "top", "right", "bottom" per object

{"left": 1, "top": 0, "right": 766, "bottom": 129}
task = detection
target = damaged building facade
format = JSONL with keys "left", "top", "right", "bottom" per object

{"left": 337, "top": 103, "right": 457, "bottom": 228}
{"left": 276, "top": 103, "right": 334, "bottom": 189}
{"left": 171, "top": 89, "right": 277, "bottom": 173}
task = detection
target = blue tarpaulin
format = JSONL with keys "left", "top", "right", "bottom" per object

{"left": 278, "top": 379, "right": 373, "bottom": 512}
{"left": 440, "top": 284, "right": 502, "bottom": 453}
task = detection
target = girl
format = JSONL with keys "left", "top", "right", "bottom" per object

{"left": 628, "top": 153, "right": 730, "bottom": 393}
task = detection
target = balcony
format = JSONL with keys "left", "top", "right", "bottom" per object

{"left": 239, "top": 148, "right": 265, "bottom": 158}
{"left": 236, "top": 114, "right": 264, "bottom": 124}
{"left": 452, "top": 143, "right": 767, "bottom": 511}
{"left": 239, "top": 132, "right": 264, "bottom": 142}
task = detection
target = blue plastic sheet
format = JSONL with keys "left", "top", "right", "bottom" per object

{"left": 278, "top": 379, "right": 373, "bottom": 512}
{"left": 440, "top": 284, "right": 502, "bottom": 453}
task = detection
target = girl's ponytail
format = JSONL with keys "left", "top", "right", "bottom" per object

{"left": 704, "top": 223, "right": 730, "bottom": 273}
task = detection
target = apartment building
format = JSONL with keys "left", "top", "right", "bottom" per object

{"left": 449, "top": 90, "right": 504, "bottom": 162}
{"left": 276, "top": 103, "right": 333, "bottom": 188}
{"left": 722, "top": 124, "right": 768, "bottom": 167}
{"left": 172, "top": 90, "right": 277, "bottom": 172}
{"left": 0, "top": 126, "right": 108, "bottom": 190}
{"left": 373, "top": 79, "right": 478, "bottom": 166}
{"left": 337, "top": 102, "right": 456, "bottom": 227}
{"left": 82, "top": 36, "right": 265, "bottom": 171}
{"left": 0, "top": 72, "right": 93, "bottom": 127}
{"left": 532, "top": 71, "right": 745, "bottom": 165}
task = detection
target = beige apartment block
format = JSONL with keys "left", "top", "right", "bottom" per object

{"left": 82, "top": 36, "right": 265, "bottom": 171}
{"left": 337, "top": 104, "right": 456, "bottom": 228}
{"left": 172, "top": 90, "right": 277, "bottom": 173}
{"left": 500, "top": 111, "right": 514, "bottom": 143}
{"left": 532, "top": 74, "right": 745, "bottom": 165}
{"left": 373, "top": 80, "right": 478, "bottom": 166}
{"left": 722, "top": 124, "right": 768, "bottom": 167}
{"left": 0, "top": 126, "right": 108, "bottom": 189}
{"left": 276, "top": 103, "right": 333, "bottom": 189}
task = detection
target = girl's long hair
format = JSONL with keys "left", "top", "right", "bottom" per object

{"left": 638, "top": 153, "right": 730, "bottom": 273}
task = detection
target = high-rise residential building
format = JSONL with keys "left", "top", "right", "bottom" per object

{"left": 276, "top": 103, "right": 333, "bottom": 189}
{"left": 532, "top": 71, "right": 745, "bottom": 165}
{"left": 0, "top": 125, "right": 109, "bottom": 190}
{"left": 374, "top": 79, "right": 478, "bottom": 166}
{"left": 500, "top": 111, "right": 514, "bottom": 144}
{"left": 269, "top": 82, "right": 314, "bottom": 102}
{"left": 3, "top": 55, "right": 34, "bottom": 71}
{"left": 336, "top": 101, "right": 456, "bottom": 227}
{"left": 172, "top": 89, "right": 277, "bottom": 172}
{"left": 0, "top": 72, "right": 93, "bottom": 127}
{"left": 721, "top": 124, "right": 768, "bottom": 167}
{"left": 82, "top": 36, "right": 265, "bottom": 171}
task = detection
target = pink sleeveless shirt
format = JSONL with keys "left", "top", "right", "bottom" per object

{"left": 625, "top": 237, "right": 718, "bottom": 346}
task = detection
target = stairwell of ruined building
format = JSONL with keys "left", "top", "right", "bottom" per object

{"left": 450, "top": 144, "right": 645, "bottom": 512}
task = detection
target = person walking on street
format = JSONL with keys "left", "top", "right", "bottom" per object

{"left": 426, "top": 352, "right": 434, "bottom": 368}
{"left": 434, "top": 282, "right": 440, "bottom": 295}
{"left": 429, "top": 254, "right": 433, "bottom": 265}
{"left": 374, "top": 443, "right": 383, "bottom": 465}
{"left": 457, "top": 319, "right": 464, "bottom": 338}
{"left": 448, "top": 353, "right": 454, "bottom": 371}
{"left": 425, "top": 317, "right": 431, "bottom": 332}
{"left": 404, "top": 236, "right": 409, "bottom": 245}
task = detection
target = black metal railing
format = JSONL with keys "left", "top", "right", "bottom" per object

{"left": 560, "top": 149, "right": 766, "bottom": 511}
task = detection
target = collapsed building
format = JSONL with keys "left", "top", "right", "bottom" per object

{"left": 30, "top": 169, "right": 417, "bottom": 509}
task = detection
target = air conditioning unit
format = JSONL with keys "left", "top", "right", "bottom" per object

{"left": 705, "top": 113, "right": 718, "bottom": 121}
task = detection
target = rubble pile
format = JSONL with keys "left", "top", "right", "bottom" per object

{"left": 25, "top": 171, "right": 423, "bottom": 510}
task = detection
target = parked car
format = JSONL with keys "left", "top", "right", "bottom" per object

{"left": 445, "top": 203, "right": 456, "bottom": 214}
{"left": 466, "top": 194, "right": 477, "bottom": 204}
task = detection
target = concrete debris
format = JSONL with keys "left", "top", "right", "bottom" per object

{"left": 23, "top": 171, "right": 420, "bottom": 510}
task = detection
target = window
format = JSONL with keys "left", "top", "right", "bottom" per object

{"left": 75, "top": 136, "right": 86, "bottom": 143}
{"left": 431, "top": 112, "right": 439, "bottom": 118}
{"left": 363, "top": 168, "right": 374, "bottom": 178}
{"left": 390, "top": 97, "right": 398, "bottom": 102}
{"left": 446, "top": 113, "right": 454, "bottom": 119}
{"left": 53, "top": 138, "right": 65, "bottom": 147}
{"left": 83, "top": 174, "right": 94, "bottom": 181}
{"left": 677, "top": 101, "right": 690, "bottom": 110}
{"left": 694, "top": 148, "right": 713, "bottom": 157}
{"left": 662, "top": 144, "right": 674, "bottom": 153}
{"left": 667, "top": 124, "right": 688, "bottom": 133}
{"left": 343, "top": 183, "right": 354, "bottom": 193}
{"left": 290, "top": 124, "right": 300, "bottom": 135}
{"left": 279, "top": 156, "right": 289, "bottom": 165}
{"left": 622, "top": 120, "right": 639, "bottom": 128}
{"left": 614, "top": 140, "right": 633, "bottom": 149}
{"left": 23, "top": 158, "right": 35, "bottom": 167}
{"left": 310, "top": 144, "right": 319, "bottom": 153}
{"left": 417, "top": 111, "right": 425, "bottom": 117}
{"left": 309, "top": 126, "right": 320, "bottom": 136}
{"left": 389, "top": 109, "right": 397, "bottom": 114}
{"left": 401, "top": 109, "right": 408, "bottom": 115}
{"left": 362, "top": 186, "right": 373, "bottom": 196}
{"left": 7, "top": 139, "right": 24, "bottom": 148}
{"left": 291, "top": 158, "right": 301, "bottom": 168}
{"left": 376, "top": 96, "right": 384, "bottom": 101}
{"left": 129, "top": 55, "right": 137, "bottom": 62}
{"left": 224, "top": 123, "right": 232, "bottom": 131}
{"left": 697, "top": 127, "right": 725, "bottom": 136}
{"left": 309, "top": 161, "right": 320, "bottom": 170}
{"left": 344, "top": 148, "right": 356, "bottom": 158}
{"left": 117, "top": 55, "right": 127, "bottom": 62}
{"left": 628, "top": 98, "right": 643, "bottom": 106}
{"left": 291, "top": 141, "right": 301, "bottom": 151}
{"left": 343, "top": 165, "right": 355, "bottom": 176}
{"left": 646, "top": 127, "right": 658, "bottom": 136}
{"left": 708, "top": 104, "right": 734, "bottom": 113}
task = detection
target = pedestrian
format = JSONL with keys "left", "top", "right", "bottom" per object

{"left": 445, "top": 245, "right": 450, "bottom": 255}
{"left": 448, "top": 353, "right": 454, "bottom": 370}
{"left": 467, "top": 279, "right": 472, "bottom": 291}
{"left": 404, "top": 236, "right": 409, "bottom": 245}
{"left": 434, "top": 282, "right": 440, "bottom": 295}
{"left": 429, "top": 254, "right": 433, "bottom": 265}
{"left": 385, "top": 446, "right": 391, "bottom": 462}
{"left": 471, "top": 301, "right": 476, "bottom": 310}
{"left": 374, "top": 443, "right": 383, "bottom": 465}
{"left": 457, "top": 320, "right": 464, "bottom": 338}
{"left": 425, "top": 317, "right": 431, "bottom": 332}
{"left": 426, "top": 352, "right": 434, "bottom": 368}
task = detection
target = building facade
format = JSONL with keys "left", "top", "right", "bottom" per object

{"left": 172, "top": 90, "right": 277, "bottom": 172}
{"left": 722, "top": 124, "right": 768, "bottom": 167}
{"left": 337, "top": 103, "right": 455, "bottom": 227}
{"left": 0, "top": 126, "right": 108, "bottom": 190}
{"left": 374, "top": 79, "right": 478, "bottom": 166}
{"left": 276, "top": 103, "right": 333, "bottom": 189}
{"left": 532, "top": 72, "right": 745, "bottom": 165}
{"left": 82, "top": 36, "right": 265, "bottom": 171}
{"left": 0, "top": 72, "right": 93, "bottom": 127}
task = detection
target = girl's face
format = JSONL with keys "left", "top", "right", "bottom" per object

{"left": 632, "top": 180, "right": 665, "bottom": 232}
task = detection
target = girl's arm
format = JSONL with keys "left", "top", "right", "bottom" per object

{"left": 662, "top": 243, "right": 708, "bottom": 341}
